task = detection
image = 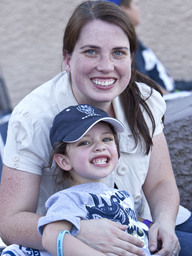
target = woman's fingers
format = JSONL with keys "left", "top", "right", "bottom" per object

{"left": 79, "top": 219, "right": 145, "bottom": 256}
{"left": 148, "top": 223, "right": 180, "bottom": 256}
{"left": 108, "top": 225, "right": 145, "bottom": 256}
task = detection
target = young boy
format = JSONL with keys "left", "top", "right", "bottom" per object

{"left": 2, "top": 104, "right": 152, "bottom": 256}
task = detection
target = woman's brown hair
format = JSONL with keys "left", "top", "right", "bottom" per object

{"left": 63, "top": 1, "right": 163, "bottom": 154}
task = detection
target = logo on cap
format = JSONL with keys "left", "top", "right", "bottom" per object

{"left": 77, "top": 105, "right": 100, "bottom": 119}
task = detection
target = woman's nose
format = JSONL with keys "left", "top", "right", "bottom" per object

{"left": 96, "top": 55, "right": 114, "bottom": 73}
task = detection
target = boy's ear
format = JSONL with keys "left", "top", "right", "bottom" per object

{"left": 63, "top": 50, "right": 71, "bottom": 73}
{"left": 54, "top": 154, "right": 72, "bottom": 171}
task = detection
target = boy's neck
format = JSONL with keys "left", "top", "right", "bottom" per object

{"left": 70, "top": 179, "right": 105, "bottom": 187}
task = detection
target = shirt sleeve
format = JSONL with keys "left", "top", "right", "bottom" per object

{"left": 3, "top": 106, "right": 52, "bottom": 175}
{"left": 137, "top": 82, "right": 166, "bottom": 136}
{"left": 38, "top": 191, "right": 85, "bottom": 237}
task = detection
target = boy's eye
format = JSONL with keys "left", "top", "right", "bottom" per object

{"left": 77, "top": 141, "right": 90, "bottom": 146}
{"left": 102, "top": 137, "right": 114, "bottom": 142}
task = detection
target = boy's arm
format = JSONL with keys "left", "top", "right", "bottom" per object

{"left": 42, "top": 220, "right": 105, "bottom": 256}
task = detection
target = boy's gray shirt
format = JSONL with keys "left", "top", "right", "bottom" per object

{"left": 38, "top": 182, "right": 149, "bottom": 252}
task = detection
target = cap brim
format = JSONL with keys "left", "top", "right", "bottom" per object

{"left": 63, "top": 117, "right": 124, "bottom": 143}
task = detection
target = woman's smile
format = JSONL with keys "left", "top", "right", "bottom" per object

{"left": 91, "top": 78, "right": 116, "bottom": 87}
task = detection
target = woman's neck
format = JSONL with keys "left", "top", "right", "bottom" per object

{"left": 94, "top": 102, "right": 115, "bottom": 118}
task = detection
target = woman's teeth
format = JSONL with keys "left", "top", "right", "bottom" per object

{"left": 92, "top": 79, "right": 115, "bottom": 86}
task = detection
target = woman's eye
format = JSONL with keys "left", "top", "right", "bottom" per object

{"left": 84, "top": 49, "right": 97, "bottom": 56}
{"left": 114, "top": 51, "right": 123, "bottom": 56}
{"left": 113, "top": 50, "right": 128, "bottom": 58}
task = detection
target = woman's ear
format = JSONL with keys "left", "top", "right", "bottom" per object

{"left": 63, "top": 50, "right": 71, "bottom": 73}
{"left": 54, "top": 154, "right": 72, "bottom": 171}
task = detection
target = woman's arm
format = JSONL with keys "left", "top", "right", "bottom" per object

{"left": 42, "top": 221, "right": 106, "bottom": 256}
{"left": 143, "top": 132, "right": 180, "bottom": 255}
{"left": 0, "top": 165, "right": 43, "bottom": 249}
{"left": 0, "top": 166, "right": 145, "bottom": 256}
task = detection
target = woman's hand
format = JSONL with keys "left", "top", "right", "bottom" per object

{"left": 148, "top": 221, "right": 180, "bottom": 256}
{"left": 77, "top": 218, "right": 146, "bottom": 256}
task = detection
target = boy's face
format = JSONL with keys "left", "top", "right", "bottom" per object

{"left": 59, "top": 122, "right": 119, "bottom": 186}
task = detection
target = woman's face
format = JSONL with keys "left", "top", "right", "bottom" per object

{"left": 65, "top": 19, "right": 132, "bottom": 111}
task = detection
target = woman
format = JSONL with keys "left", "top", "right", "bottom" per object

{"left": 0, "top": 1, "right": 180, "bottom": 256}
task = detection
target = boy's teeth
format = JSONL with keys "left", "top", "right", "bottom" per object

{"left": 93, "top": 158, "right": 107, "bottom": 164}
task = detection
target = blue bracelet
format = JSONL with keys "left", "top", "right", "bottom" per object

{"left": 143, "top": 219, "right": 153, "bottom": 227}
{"left": 57, "top": 230, "right": 70, "bottom": 256}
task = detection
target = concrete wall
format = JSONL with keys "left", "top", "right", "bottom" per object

{"left": 0, "top": 0, "right": 192, "bottom": 108}
{"left": 0, "top": 0, "right": 82, "bottom": 107}
{"left": 0, "top": 0, "right": 191, "bottom": 210}
{"left": 136, "top": 0, "right": 192, "bottom": 82}
{"left": 164, "top": 95, "right": 192, "bottom": 211}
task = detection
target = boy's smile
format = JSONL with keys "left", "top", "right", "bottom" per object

{"left": 63, "top": 122, "right": 119, "bottom": 186}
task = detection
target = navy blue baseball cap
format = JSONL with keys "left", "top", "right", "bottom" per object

{"left": 50, "top": 104, "right": 124, "bottom": 146}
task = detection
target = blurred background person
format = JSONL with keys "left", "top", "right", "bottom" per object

{"left": 106, "top": 0, "right": 192, "bottom": 94}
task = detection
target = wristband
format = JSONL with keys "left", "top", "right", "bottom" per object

{"left": 57, "top": 230, "right": 70, "bottom": 256}
{"left": 143, "top": 219, "right": 153, "bottom": 227}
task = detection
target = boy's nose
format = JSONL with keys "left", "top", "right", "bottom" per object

{"left": 94, "top": 142, "right": 107, "bottom": 152}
